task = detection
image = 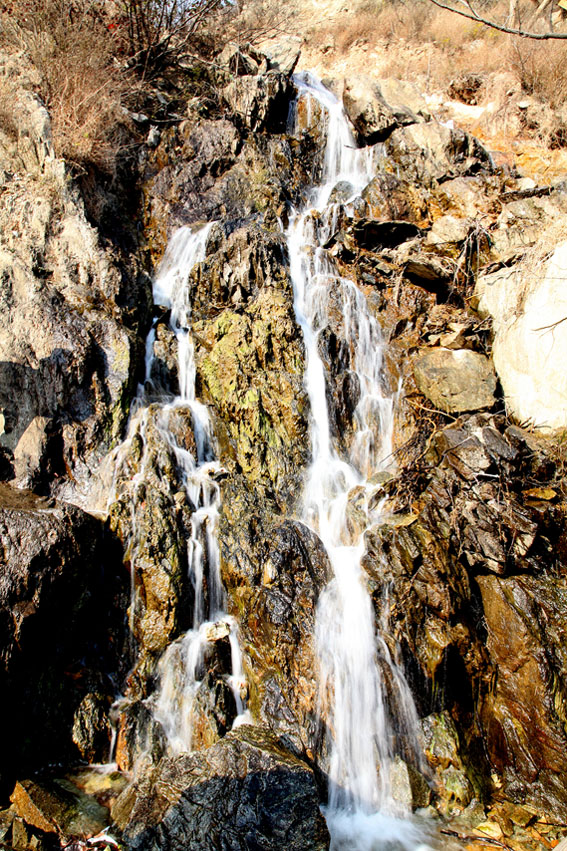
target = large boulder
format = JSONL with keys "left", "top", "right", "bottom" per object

{"left": 342, "top": 76, "right": 430, "bottom": 144}
{"left": 385, "top": 123, "right": 492, "bottom": 187}
{"left": 412, "top": 347, "right": 497, "bottom": 413}
{"left": 223, "top": 73, "right": 293, "bottom": 133}
{"left": 116, "top": 725, "right": 330, "bottom": 851}
{"left": 475, "top": 241, "right": 567, "bottom": 431}
{"left": 220, "top": 503, "right": 332, "bottom": 757}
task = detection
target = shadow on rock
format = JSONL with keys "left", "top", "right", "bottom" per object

{"left": 114, "top": 725, "right": 330, "bottom": 851}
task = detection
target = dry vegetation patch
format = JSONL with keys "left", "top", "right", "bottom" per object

{"left": 1, "top": 0, "right": 135, "bottom": 171}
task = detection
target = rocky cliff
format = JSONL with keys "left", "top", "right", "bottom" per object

{"left": 2, "top": 34, "right": 567, "bottom": 851}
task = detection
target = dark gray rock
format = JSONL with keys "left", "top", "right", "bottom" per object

{"left": 118, "top": 725, "right": 330, "bottom": 851}
{"left": 0, "top": 484, "right": 126, "bottom": 794}
{"left": 223, "top": 74, "right": 293, "bottom": 133}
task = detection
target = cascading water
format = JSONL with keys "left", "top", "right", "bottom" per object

{"left": 288, "top": 72, "right": 429, "bottom": 850}
{"left": 103, "top": 224, "right": 248, "bottom": 758}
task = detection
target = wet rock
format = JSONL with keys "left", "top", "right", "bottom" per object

{"left": 329, "top": 180, "right": 355, "bottom": 204}
{"left": 192, "top": 226, "right": 308, "bottom": 506}
{"left": 220, "top": 505, "right": 332, "bottom": 757}
{"left": 420, "top": 713, "right": 473, "bottom": 815}
{"left": 114, "top": 701, "right": 166, "bottom": 774}
{"left": 477, "top": 574, "right": 567, "bottom": 820}
{"left": 72, "top": 693, "right": 112, "bottom": 764}
{"left": 190, "top": 672, "right": 237, "bottom": 750}
{"left": 343, "top": 76, "right": 430, "bottom": 144}
{"left": 413, "top": 347, "right": 497, "bottom": 413}
{"left": 10, "top": 778, "right": 108, "bottom": 840}
{"left": 118, "top": 725, "right": 330, "bottom": 851}
{"left": 65, "top": 767, "right": 129, "bottom": 812}
{"left": 390, "top": 757, "right": 431, "bottom": 811}
{"left": 109, "top": 409, "right": 194, "bottom": 661}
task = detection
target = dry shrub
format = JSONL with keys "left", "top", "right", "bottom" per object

{"left": 0, "top": 74, "right": 19, "bottom": 142}
{"left": 333, "top": 10, "right": 380, "bottom": 53}
{"left": 1, "top": 0, "right": 135, "bottom": 171}
{"left": 223, "top": 0, "right": 303, "bottom": 46}
{"left": 506, "top": 216, "right": 567, "bottom": 317}
{"left": 508, "top": 39, "right": 567, "bottom": 109}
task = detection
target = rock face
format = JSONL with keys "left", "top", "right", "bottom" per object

{"left": 343, "top": 76, "right": 430, "bottom": 143}
{"left": 117, "top": 725, "right": 330, "bottom": 851}
{"left": 3, "top": 36, "right": 567, "bottom": 851}
{"left": 192, "top": 224, "right": 308, "bottom": 506}
{"left": 0, "top": 52, "right": 150, "bottom": 502}
{"left": 0, "top": 484, "right": 126, "bottom": 795}
{"left": 477, "top": 575, "right": 567, "bottom": 820}
{"left": 475, "top": 240, "right": 567, "bottom": 431}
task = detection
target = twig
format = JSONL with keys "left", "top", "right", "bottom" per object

{"left": 440, "top": 826, "right": 513, "bottom": 849}
{"left": 427, "top": 0, "right": 567, "bottom": 38}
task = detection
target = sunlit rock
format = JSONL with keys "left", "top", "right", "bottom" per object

{"left": 413, "top": 347, "right": 497, "bottom": 413}
{"left": 475, "top": 241, "right": 567, "bottom": 431}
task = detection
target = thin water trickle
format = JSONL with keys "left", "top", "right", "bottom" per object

{"left": 289, "top": 72, "right": 430, "bottom": 849}
{"left": 98, "top": 223, "right": 249, "bottom": 757}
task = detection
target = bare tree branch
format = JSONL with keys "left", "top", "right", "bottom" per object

{"left": 427, "top": 0, "right": 567, "bottom": 38}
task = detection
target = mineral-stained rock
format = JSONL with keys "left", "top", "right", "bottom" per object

{"left": 108, "top": 405, "right": 195, "bottom": 664}
{"left": 361, "top": 172, "right": 430, "bottom": 226}
{"left": 413, "top": 347, "right": 497, "bottom": 413}
{"left": 117, "top": 725, "right": 330, "bottom": 851}
{"left": 420, "top": 713, "right": 473, "bottom": 815}
{"left": 192, "top": 225, "right": 308, "bottom": 506}
{"left": 10, "top": 778, "right": 108, "bottom": 840}
{"left": 477, "top": 574, "right": 567, "bottom": 820}
{"left": 220, "top": 489, "right": 332, "bottom": 756}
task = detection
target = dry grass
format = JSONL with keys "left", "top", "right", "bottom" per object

{"left": 0, "top": 0, "right": 135, "bottom": 172}
{"left": 507, "top": 216, "right": 567, "bottom": 316}
{"left": 508, "top": 40, "right": 567, "bottom": 109}
{"left": 312, "top": 0, "right": 567, "bottom": 101}
{"left": 222, "top": 0, "right": 304, "bottom": 46}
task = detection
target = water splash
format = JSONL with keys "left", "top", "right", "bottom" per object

{"left": 288, "top": 72, "right": 428, "bottom": 849}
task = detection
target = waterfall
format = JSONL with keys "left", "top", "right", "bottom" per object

{"left": 288, "top": 72, "right": 429, "bottom": 850}
{"left": 103, "top": 224, "right": 249, "bottom": 758}
{"left": 149, "top": 225, "right": 251, "bottom": 751}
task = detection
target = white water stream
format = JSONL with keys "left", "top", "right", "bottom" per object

{"left": 105, "top": 224, "right": 249, "bottom": 757}
{"left": 288, "top": 72, "right": 429, "bottom": 850}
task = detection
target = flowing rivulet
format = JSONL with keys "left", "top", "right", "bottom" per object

{"left": 287, "top": 74, "right": 430, "bottom": 850}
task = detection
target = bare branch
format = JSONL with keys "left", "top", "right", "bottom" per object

{"left": 427, "top": 0, "right": 567, "bottom": 38}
